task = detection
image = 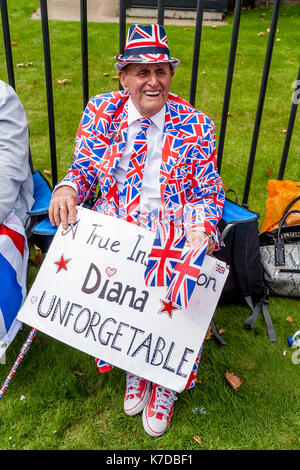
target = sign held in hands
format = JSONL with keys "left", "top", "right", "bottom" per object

{"left": 18, "top": 207, "right": 228, "bottom": 392}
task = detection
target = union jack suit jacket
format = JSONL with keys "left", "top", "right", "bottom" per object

{"left": 62, "top": 90, "right": 224, "bottom": 243}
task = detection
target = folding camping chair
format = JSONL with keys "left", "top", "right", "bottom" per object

{"left": 26, "top": 153, "right": 57, "bottom": 254}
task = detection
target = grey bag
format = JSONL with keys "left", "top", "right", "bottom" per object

{"left": 260, "top": 207, "right": 300, "bottom": 298}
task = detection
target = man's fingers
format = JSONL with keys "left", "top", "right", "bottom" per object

{"left": 50, "top": 201, "right": 65, "bottom": 229}
{"left": 49, "top": 199, "right": 61, "bottom": 227}
{"left": 48, "top": 200, "right": 55, "bottom": 226}
{"left": 67, "top": 202, "right": 77, "bottom": 226}
{"left": 206, "top": 238, "right": 215, "bottom": 255}
{"left": 186, "top": 230, "right": 206, "bottom": 248}
{"left": 49, "top": 186, "right": 78, "bottom": 229}
{"left": 186, "top": 230, "right": 215, "bottom": 254}
{"left": 58, "top": 204, "right": 69, "bottom": 230}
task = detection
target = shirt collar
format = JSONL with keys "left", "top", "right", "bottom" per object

{"left": 127, "top": 97, "right": 165, "bottom": 131}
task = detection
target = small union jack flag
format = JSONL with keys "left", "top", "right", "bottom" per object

{"left": 165, "top": 239, "right": 208, "bottom": 309}
{"left": 95, "top": 358, "right": 113, "bottom": 373}
{"left": 185, "top": 343, "right": 203, "bottom": 389}
{"left": 215, "top": 263, "right": 226, "bottom": 274}
{"left": 144, "top": 220, "right": 186, "bottom": 287}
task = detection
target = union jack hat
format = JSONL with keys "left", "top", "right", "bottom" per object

{"left": 114, "top": 24, "right": 180, "bottom": 71}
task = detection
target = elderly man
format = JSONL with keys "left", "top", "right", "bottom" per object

{"left": 49, "top": 24, "right": 224, "bottom": 437}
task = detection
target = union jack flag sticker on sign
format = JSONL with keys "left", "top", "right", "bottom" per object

{"left": 215, "top": 263, "right": 226, "bottom": 274}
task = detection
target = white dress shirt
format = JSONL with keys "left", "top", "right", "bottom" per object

{"left": 115, "top": 97, "right": 165, "bottom": 212}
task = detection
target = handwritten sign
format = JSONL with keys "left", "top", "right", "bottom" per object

{"left": 18, "top": 207, "right": 228, "bottom": 392}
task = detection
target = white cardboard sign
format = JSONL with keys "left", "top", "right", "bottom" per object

{"left": 18, "top": 206, "right": 228, "bottom": 392}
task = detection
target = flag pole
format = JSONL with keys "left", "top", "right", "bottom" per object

{"left": 0, "top": 328, "right": 37, "bottom": 399}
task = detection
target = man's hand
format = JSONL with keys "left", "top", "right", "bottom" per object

{"left": 186, "top": 230, "right": 215, "bottom": 255}
{"left": 48, "top": 185, "right": 78, "bottom": 230}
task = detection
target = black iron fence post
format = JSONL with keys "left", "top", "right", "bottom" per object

{"left": 80, "top": 0, "right": 89, "bottom": 109}
{"left": 189, "top": 0, "right": 205, "bottom": 107}
{"left": 157, "top": 0, "right": 165, "bottom": 26}
{"left": 217, "top": 0, "right": 242, "bottom": 174}
{"left": 242, "top": 0, "right": 281, "bottom": 207}
{"left": 118, "top": 0, "right": 126, "bottom": 91}
{"left": 0, "top": 0, "right": 15, "bottom": 89}
{"left": 40, "top": 0, "right": 58, "bottom": 188}
{"left": 278, "top": 64, "right": 300, "bottom": 180}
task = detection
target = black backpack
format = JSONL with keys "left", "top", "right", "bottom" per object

{"left": 211, "top": 196, "right": 276, "bottom": 343}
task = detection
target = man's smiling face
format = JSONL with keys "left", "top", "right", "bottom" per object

{"left": 119, "top": 63, "right": 175, "bottom": 118}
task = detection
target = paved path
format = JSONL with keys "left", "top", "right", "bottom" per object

{"left": 31, "top": 0, "right": 228, "bottom": 26}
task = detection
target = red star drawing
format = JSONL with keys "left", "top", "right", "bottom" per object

{"left": 159, "top": 299, "right": 181, "bottom": 319}
{"left": 54, "top": 254, "right": 71, "bottom": 273}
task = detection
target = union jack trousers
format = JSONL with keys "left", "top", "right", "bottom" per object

{"left": 95, "top": 343, "right": 205, "bottom": 390}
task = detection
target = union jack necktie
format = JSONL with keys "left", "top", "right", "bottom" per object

{"left": 120, "top": 117, "right": 152, "bottom": 223}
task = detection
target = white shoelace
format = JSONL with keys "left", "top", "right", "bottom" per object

{"left": 153, "top": 386, "right": 177, "bottom": 417}
{"left": 126, "top": 373, "right": 143, "bottom": 397}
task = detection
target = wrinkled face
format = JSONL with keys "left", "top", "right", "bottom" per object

{"left": 119, "top": 63, "right": 175, "bottom": 118}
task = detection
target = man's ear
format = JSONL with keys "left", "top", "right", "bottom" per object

{"left": 118, "top": 71, "right": 128, "bottom": 91}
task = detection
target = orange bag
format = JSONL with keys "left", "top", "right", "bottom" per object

{"left": 261, "top": 180, "right": 300, "bottom": 233}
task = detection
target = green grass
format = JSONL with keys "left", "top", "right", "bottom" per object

{"left": 0, "top": 1, "right": 300, "bottom": 451}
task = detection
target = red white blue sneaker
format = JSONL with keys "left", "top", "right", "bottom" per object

{"left": 124, "top": 373, "right": 151, "bottom": 416}
{"left": 142, "top": 383, "right": 177, "bottom": 437}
